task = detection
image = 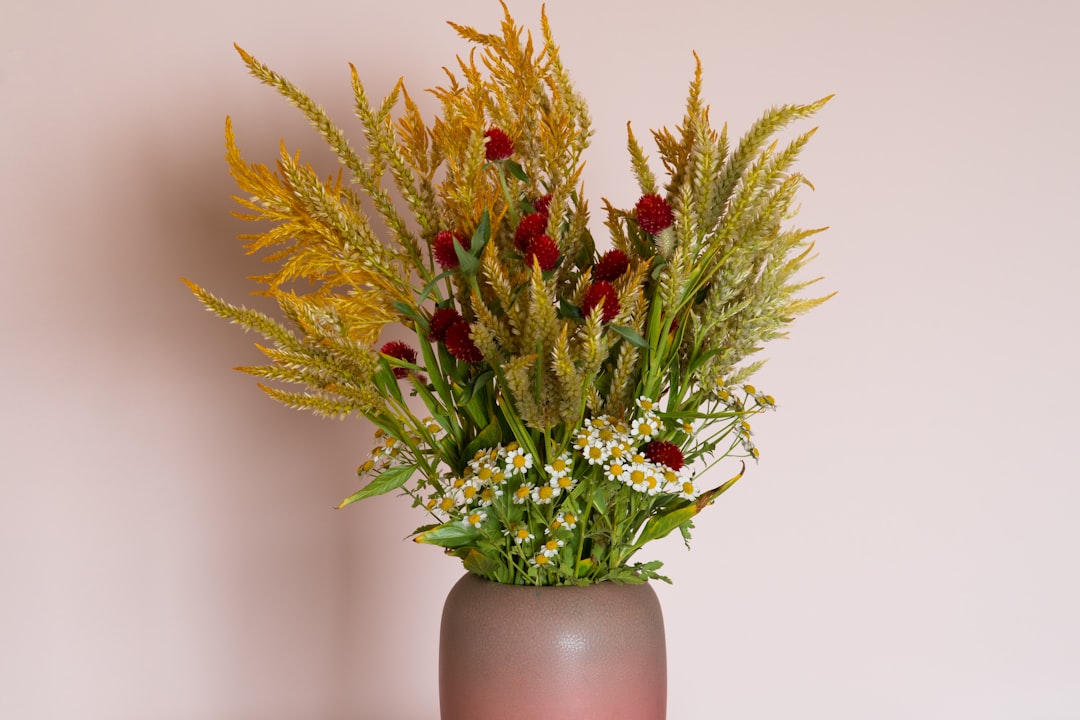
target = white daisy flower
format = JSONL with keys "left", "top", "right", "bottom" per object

{"left": 528, "top": 552, "right": 553, "bottom": 567}
{"left": 544, "top": 454, "right": 572, "bottom": 480}
{"left": 458, "top": 481, "right": 481, "bottom": 505}
{"left": 505, "top": 447, "right": 534, "bottom": 476}
{"left": 583, "top": 438, "right": 609, "bottom": 466}
{"left": 540, "top": 538, "right": 564, "bottom": 558}
{"left": 676, "top": 477, "right": 701, "bottom": 501}
{"left": 630, "top": 414, "right": 660, "bottom": 440}
{"left": 504, "top": 525, "right": 534, "bottom": 545}
{"left": 556, "top": 511, "right": 578, "bottom": 530}
{"left": 549, "top": 473, "right": 576, "bottom": 493}
{"left": 636, "top": 396, "right": 657, "bottom": 413}
{"left": 464, "top": 509, "right": 487, "bottom": 528}
{"left": 512, "top": 483, "right": 534, "bottom": 505}
{"left": 478, "top": 485, "right": 503, "bottom": 507}
{"left": 604, "top": 460, "right": 629, "bottom": 485}
{"left": 531, "top": 484, "right": 559, "bottom": 504}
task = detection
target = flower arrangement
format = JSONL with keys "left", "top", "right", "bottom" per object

{"left": 186, "top": 6, "right": 831, "bottom": 585}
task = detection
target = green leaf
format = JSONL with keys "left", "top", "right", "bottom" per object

{"left": 558, "top": 298, "right": 583, "bottom": 320}
{"left": 337, "top": 464, "right": 417, "bottom": 508}
{"left": 633, "top": 504, "right": 699, "bottom": 548}
{"left": 455, "top": 237, "right": 480, "bottom": 276}
{"left": 460, "top": 370, "right": 494, "bottom": 406}
{"left": 464, "top": 417, "right": 502, "bottom": 461}
{"left": 415, "top": 271, "right": 455, "bottom": 308}
{"left": 392, "top": 301, "right": 425, "bottom": 330}
{"left": 505, "top": 160, "right": 530, "bottom": 183}
{"left": 414, "top": 521, "right": 480, "bottom": 548}
{"left": 462, "top": 548, "right": 499, "bottom": 576}
{"left": 610, "top": 324, "right": 649, "bottom": 349}
{"left": 374, "top": 359, "right": 404, "bottom": 404}
{"left": 473, "top": 209, "right": 492, "bottom": 244}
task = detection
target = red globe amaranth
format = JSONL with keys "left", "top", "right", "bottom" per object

{"left": 429, "top": 307, "right": 464, "bottom": 342}
{"left": 483, "top": 127, "right": 514, "bottom": 161}
{"left": 593, "top": 249, "right": 630, "bottom": 283}
{"left": 581, "top": 281, "right": 620, "bottom": 323}
{"left": 380, "top": 341, "right": 418, "bottom": 379}
{"left": 532, "top": 194, "right": 553, "bottom": 217}
{"left": 444, "top": 321, "right": 484, "bottom": 362}
{"left": 643, "top": 440, "right": 684, "bottom": 471}
{"left": 634, "top": 194, "right": 674, "bottom": 234}
{"left": 433, "top": 230, "right": 470, "bottom": 270}
{"left": 514, "top": 212, "right": 547, "bottom": 252}
{"left": 524, "top": 235, "right": 560, "bottom": 271}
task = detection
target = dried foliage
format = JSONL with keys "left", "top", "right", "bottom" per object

{"left": 186, "top": 4, "right": 831, "bottom": 585}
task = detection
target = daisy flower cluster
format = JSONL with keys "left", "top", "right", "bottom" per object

{"left": 572, "top": 397, "right": 699, "bottom": 501}
{"left": 411, "top": 396, "right": 713, "bottom": 578}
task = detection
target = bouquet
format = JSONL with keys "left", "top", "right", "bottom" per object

{"left": 186, "top": 6, "right": 831, "bottom": 585}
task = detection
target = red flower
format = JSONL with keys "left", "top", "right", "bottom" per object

{"left": 513, "top": 212, "right": 547, "bottom": 252}
{"left": 380, "top": 341, "right": 418, "bottom": 379}
{"left": 433, "top": 230, "right": 469, "bottom": 269}
{"left": 444, "top": 321, "right": 483, "bottom": 362}
{"left": 634, "top": 194, "right": 674, "bottom": 234}
{"left": 532, "top": 194, "right": 553, "bottom": 217}
{"left": 524, "top": 234, "right": 560, "bottom": 271}
{"left": 581, "top": 281, "right": 620, "bottom": 323}
{"left": 644, "top": 440, "right": 684, "bottom": 471}
{"left": 483, "top": 127, "right": 514, "bottom": 161}
{"left": 593, "top": 249, "right": 629, "bottom": 283}
{"left": 429, "top": 307, "right": 463, "bottom": 342}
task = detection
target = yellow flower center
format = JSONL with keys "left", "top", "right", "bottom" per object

{"left": 537, "top": 486, "right": 554, "bottom": 500}
{"left": 513, "top": 455, "right": 527, "bottom": 469}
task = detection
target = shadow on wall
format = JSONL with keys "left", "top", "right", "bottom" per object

{"left": 147, "top": 56, "right": 468, "bottom": 717}
{"left": 86, "top": 60, "right": 454, "bottom": 715}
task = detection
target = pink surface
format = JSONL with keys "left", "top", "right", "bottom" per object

{"left": 3, "top": 1, "right": 1079, "bottom": 718}
{"left": 440, "top": 574, "right": 666, "bottom": 720}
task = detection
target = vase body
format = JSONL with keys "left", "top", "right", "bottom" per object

{"left": 439, "top": 573, "right": 666, "bottom": 720}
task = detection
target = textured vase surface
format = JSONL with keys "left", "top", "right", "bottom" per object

{"left": 439, "top": 572, "right": 667, "bottom": 720}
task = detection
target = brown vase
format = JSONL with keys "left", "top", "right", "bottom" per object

{"left": 439, "top": 573, "right": 667, "bottom": 720}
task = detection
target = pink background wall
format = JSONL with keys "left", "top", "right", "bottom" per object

{"left": 3, "top": 1, "right": 1078, "bottom": 718}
